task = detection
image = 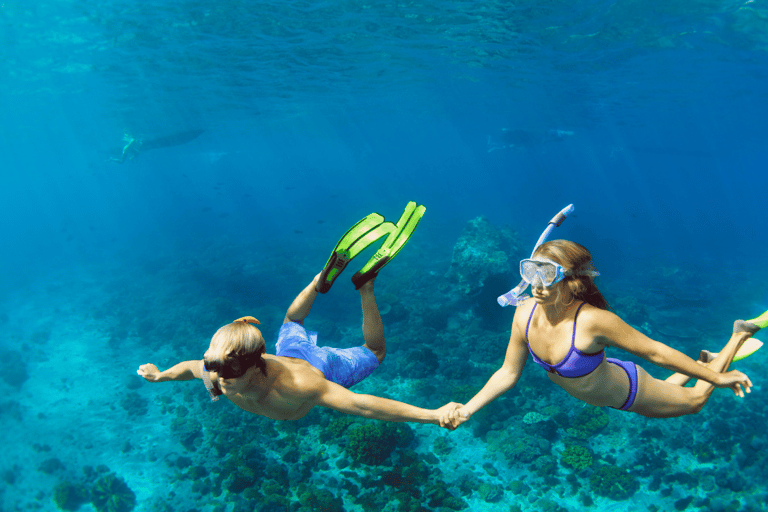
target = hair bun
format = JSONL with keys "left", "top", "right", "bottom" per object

{"left": 234, "top": 316, "right": 261, "bottom": 325}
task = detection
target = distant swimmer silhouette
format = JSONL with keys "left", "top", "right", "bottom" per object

{"left": 109, "top": 129, "right": 205, "bottom": 163}
{"left": 487, "top": 127, "right": 574, "bottom": 153}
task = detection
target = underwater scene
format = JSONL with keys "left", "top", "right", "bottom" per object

{"left": 2, "top": 1, "right": 768, "bottom": 511}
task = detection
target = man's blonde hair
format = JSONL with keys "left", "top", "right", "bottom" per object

{"left": 204, "top": 317, "right": 267, "bottom": 374}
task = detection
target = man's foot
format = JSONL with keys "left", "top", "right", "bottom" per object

{"left": 358, "top": 278, "right": 375, "bottom": 294}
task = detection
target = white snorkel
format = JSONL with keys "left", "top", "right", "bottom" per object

{"left": 497, "top": 204, "right": 575, "bottom": 307}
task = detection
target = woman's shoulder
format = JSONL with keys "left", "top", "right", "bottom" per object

{"left": 513, "top": 297, "right": 536, "bottom": 318}
{"left": 510, "top": 298, "right": 536, "bottom": 331}
{"left": 576, "top": 303, "right": 626, "bottom": 333}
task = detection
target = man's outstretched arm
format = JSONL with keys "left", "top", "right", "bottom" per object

{"left": 137, "top": 360, "right": 203, "bottom": 382}
{"left": 314, "top": 381, "right": 461, "bottom": 428}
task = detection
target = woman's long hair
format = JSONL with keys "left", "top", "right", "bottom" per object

{"left": 534, "top": 240, "right": 610, "bottom": 310}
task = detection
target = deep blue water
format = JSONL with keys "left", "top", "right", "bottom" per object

{"left": 2, "top": 1, "right": 768, "bottom": 511}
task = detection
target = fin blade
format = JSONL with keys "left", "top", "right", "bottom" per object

{"left": 747, "top": 308, "right": 768, "bottom": 330}
{"left": 351, "top": 202, "right": 426, "bottom": 288}
{"left": 316, "top": 212, "right": 385, "bottom": 293}
{"left": 710, "top": 338, "right": 764, "bottom": 363}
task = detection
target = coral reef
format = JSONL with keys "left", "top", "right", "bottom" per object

{"left": 119, "top": 392, "right": 148, "bottom": 416}
{"left": 560, "top": 444, "right": 593, "bottom": 472}
{"left": 90, "top": 473, "right": 136, "bottom": 512}
{"left": 566, "top": 405, "right": 609, "bottom": 440}
{"left": 170, "top": 413, "right": 203, "bottom": 451}
{"left": 477, "top": 481, "right": 504, "bottom": 503}
{"left": 345, "top": 422, "right": 415, "bottom": 465}
{"left": 522, "top": 411, "right": 546, "bottom": 424}
{"left": 486, "top": 429, "right": 550, "bottom": 463}
{"left": 612, "top": 295, "right": 649, "bottom": 325}
{"left": 445, "top": 216, "right": 521, "bottom": 296}
{"left": 425, "top": 479, "right": 467, "bottom": 510}
{"left": 297, "top": 484, "right": 343, "bottom": 512}
{"left": 39, "top": 457, "right": 66, "bottom": 475}
{"left": 53, "top": 481, "right": 90, "bottom": 511}
{"left": 400, "top": 347, "right": 440, "bottom": 378}
{"left": 0, "top": 349, "right": 28, "bottom": 388}
{"left": 589, "top": 464, "right": 639, "bottom": 501}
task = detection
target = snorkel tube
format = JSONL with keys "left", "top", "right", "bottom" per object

{"left": 497, "top": 204, "right": 575, "bottom": 307}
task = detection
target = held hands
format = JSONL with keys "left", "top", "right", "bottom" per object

{"left": 716, "top": 370, "right": 752, "bottom": 398}
{"left": 436, "top": 402, "right": 471, "bottom": 430}
{"left": 137, "top": 363, "right": 162, "bottom": 382}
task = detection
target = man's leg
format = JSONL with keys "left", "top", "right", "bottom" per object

{"left": 284, "top": 274, "right": 322, "bottom": 324}
{"left": 360, "top": 279, "right": 386, "bottom": 363}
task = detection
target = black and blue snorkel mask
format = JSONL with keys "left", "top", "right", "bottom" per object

{"left": 204, "top": 351, "right": 260, "bottom": 379}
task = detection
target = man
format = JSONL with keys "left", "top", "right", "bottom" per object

{"left": 138, "top": 203, "right": 459, "bottom": 428}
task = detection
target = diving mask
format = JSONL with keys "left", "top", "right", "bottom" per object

{"left": 520, "top": 259, "right": 571, "bottom": 287}
{"left": 204, "top": 352, "right": 259, "bottom": 379}
{"left": 520, "top": 258, "right": 600, "bottom": 288}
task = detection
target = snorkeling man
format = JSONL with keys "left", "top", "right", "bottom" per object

{"left": 138, "top": 203, "right": 459, "bottom": 428}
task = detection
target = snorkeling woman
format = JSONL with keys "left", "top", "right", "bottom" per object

{"left": 442, "top": 240, "right": 756, "bottom": 428}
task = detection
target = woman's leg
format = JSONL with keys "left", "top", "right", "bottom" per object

{"left": 359, "top": 278, "right": 386, "bottom": 363}
{"left": 630, "top": 331, "right": 752, "bottom": 418}
{"left": 664, "top": 352, "right": 709, "bottom": 386}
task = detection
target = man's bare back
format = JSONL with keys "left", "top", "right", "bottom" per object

{"left": 226, "top": 355, "right": 331, "bottom": 421}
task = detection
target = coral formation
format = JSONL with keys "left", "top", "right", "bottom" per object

{"left": 53, "top": 481, "right": 90, "bottom": 511}
{"left": 425, "top": 479, "right": 467, "bottom": 510}
{"left": 39, "top": 458, "right": 66, "bottom": 475}
{"left": 589, "top": 464, "right": 639, "bottom": 500}
{"left": 477, "top": 481, "right": 504, "bottom": 503}
{"left": 401, "top": 347, "right": 439, "bottom": 378}
{"left": 523, "top": 411, "right": 546, "bottom": 424}
{"left": 297, "top": 484, "right": 344, "bottom": 512}
{"left": 566, "top": 406, "right": 609, "bottom": 440}
{"left": 170, "top": 415, "right": 203, "bottom": 451}
{"left": 90, "top": 473, "right": 136, "bottom": 512}
{"left": 486, "top": 429, "right": 550, "bottom": 463}
{"left": 445, "top": 216, "right": 521, "bottom": 296}
{"left": 345, "top": 422, "right": 414, "bottom": 465}
{"left": 0, "top": 349, "right": 28, "bottom": 388}
{"left": 119, "top": 392, "right": 148, "bottom": 416}
{"left": 560, "top": 444, "right": 593, "bottom": 471}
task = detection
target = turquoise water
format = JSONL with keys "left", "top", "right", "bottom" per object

{"left": 2, "top": 1, "right": 767, "bottom": 511}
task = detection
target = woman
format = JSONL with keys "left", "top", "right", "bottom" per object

{"left": 444, "top": 240, "right": 755, "bottom": 427}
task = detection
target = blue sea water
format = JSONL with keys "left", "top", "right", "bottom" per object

{"left": 2, "top": 1, "right": 768, "bottom": 511}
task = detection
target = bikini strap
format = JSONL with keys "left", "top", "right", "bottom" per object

{"left": 525, "top": 303, "right": 537, "bottom": 342}
{"left": 571, "top": 302, "right": 587, "bottom": 349}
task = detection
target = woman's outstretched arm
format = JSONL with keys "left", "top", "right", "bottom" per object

{"left": 583, "top": 308, "right": 745, "bottom": 388}
{"left": 442, "top": 310, "right": 529, "bottom": 429}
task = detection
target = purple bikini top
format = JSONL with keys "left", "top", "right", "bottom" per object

{"left": 525, "top": 302, "right": 604, "bottom": 378}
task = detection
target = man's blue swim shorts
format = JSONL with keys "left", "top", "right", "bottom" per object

{"left": 276, "top": 322, "right": 380, "bottom": 389}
